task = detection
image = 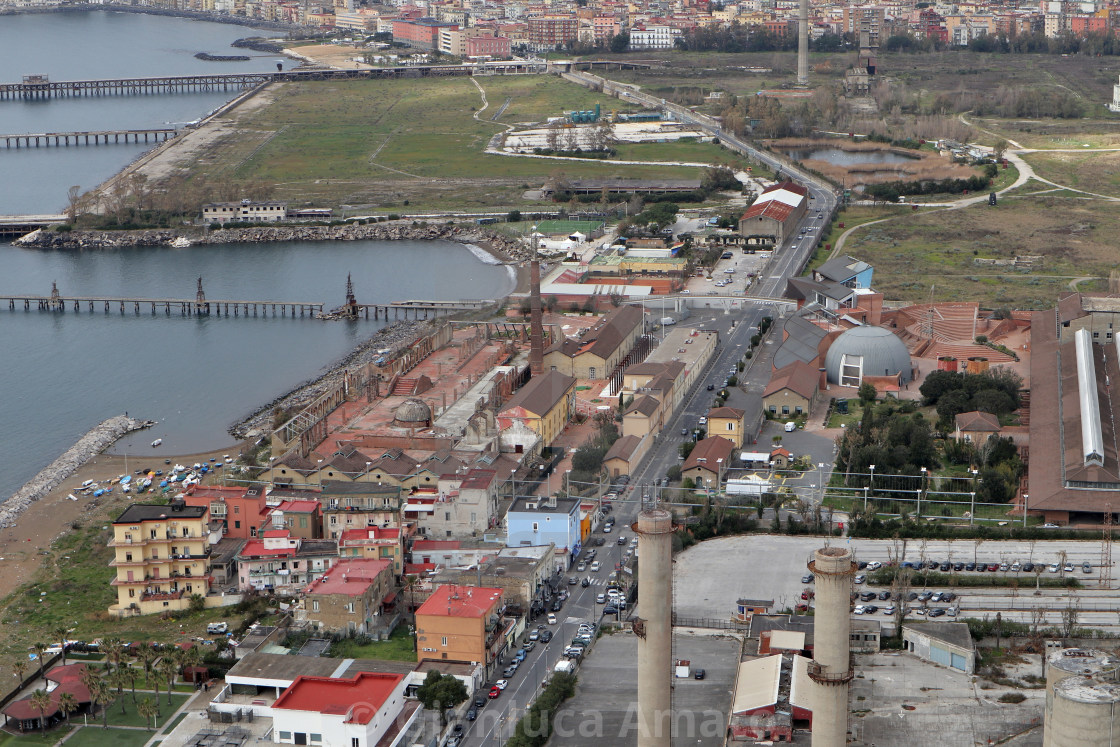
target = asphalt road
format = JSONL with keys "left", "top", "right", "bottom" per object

{"left": 456, "top": 75, "right": 840, "bottom": 747}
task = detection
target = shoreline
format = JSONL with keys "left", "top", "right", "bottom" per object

{"left": 0, "top": 3, "right": 305, "bottom": 32}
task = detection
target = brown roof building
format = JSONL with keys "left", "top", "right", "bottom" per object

{"left": 954, "top": 411, "right": 1001, "bottom": 443}
{"left": 1027, "top": 294, "right": 1120, "bottom": 523}
{"left": 763, "top": 360, "right": 821, "bottom": 418}
{"left": 543, "top": 305, "right": 645, "bottom": 380}
{"left": 682, "top": 436, "right": 736, "bottom": 487}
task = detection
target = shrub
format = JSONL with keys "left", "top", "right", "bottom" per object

{"left": 998, "top": 692, "right": 1026, "bottom": 704}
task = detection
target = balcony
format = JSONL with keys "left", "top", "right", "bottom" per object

{"left": 140, "top": 589, "right": 185, "bottom": 602}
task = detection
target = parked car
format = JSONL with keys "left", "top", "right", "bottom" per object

{"left": 488, "top": 687, "right": 501, "bottom": 699}
{"left": 473, "top": 694, "right": 487, "bottom": 708}
{"left": 965, "top": 562, "right": 976, "bottom": 571}
{"left": 618, "top": 536, "right": 627, "bottom": 545}
{"left": 529, "top": 629, "right": 540, "bottom": 641}
{"left": 694, "top": 668, "right": 706, "bottom": 680}
{"left": 882, "top": 605, "right": 896, "bottom": 615}
{"left": 577, "top": 562, "right": 587, "bottom": 572}
{"left": 568, "top": 576, "right": 578, "bottom": 585}
{"left": 603, "top": 605, "right": 619, "bottom": 615}
{"left": 801, "top": 574, "right": 814, "bottom": 584}
{"left": 1084, "top": 562, "right": 1094, "bottom": 574}
{"left": 928, "top": 608, "right": 946, "bottom": 618}
{"left": 867, "top": 561, "right": 882, "bottom": 571}
{"left": 854, "top": 574, "right": 866, "bottom": 584}
{"left": 878, "top": 591, "right": 891, "bottom": 601}
{"left": 590, "top": 561, "right": 602, "bottom": 572}
{"left": 551, "top": 599, "right": 563, "bottom": 612}
{"left": 1048, "top": 563, "right": 1060, "bottom": 573}
{"left": 466, "top": 708, "right": 478, "bottom": 721}
{"left": 207, "top": 622, "right": 228, "bottom": 634}
{"left": 495, "top": 680, "right": 509, "bottom": 691}
{"left": 503, "top": 666, "right": 518, "bottom": 678}
{"left": 1023, "top": 562, "right": 1035, "bottom": 572}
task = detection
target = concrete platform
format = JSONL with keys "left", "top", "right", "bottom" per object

{"left": 548, "top": 631, "right": 742, "bottom": 745}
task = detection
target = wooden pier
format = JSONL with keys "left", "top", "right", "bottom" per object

{"left": 354, "top": 299, "right": 495, "bottom": 321}
{"left": 1, "top": 128, "right": 177, "bottom": 148}
{"left": 0, "top": 281, "right": 323, "bottom": 319}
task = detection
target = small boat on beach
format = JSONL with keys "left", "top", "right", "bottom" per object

{"left": 67, "top": 494, "right": 78, "bottom": 502}
{"left": 151, "top": 439, "right": 162, "bottom": 448}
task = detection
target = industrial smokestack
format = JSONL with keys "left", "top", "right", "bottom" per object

{"left": 529, "top": 253, "right": 544, "bottom": 376}
{"left": 808, "top": 546, "right": 855, "bottom": 747}
{"left": 634, "top": 509, "right": 674, "bottom": 747}
{"left": 798, "top": 0, "right": 809, "bottom": 86}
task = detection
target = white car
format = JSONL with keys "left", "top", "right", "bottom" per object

{"left": 882, "top": 605, "right": 896, "bottom": 615}
{"left": 853, "top": 605, "right": 866, "bottom": 615}
{"left": 590, "top": 561, "right": 601, "bottom": 572}
{"left": 603, "top": 525, "right": 612, "bottom": 533}
{"left": 866, "top": 561, "right": 881, "bottom": 571}
{"left": 698, "top": 417, "right": 707, "bottom": 425}
{"left": 1048, "top": 563, "right": 1060, "bottom": 573}
{"left": 596, "top": 593, "right": 606, "bottom": 603}
{"left": 494, "top": 680, "right": 509, "bottom": 690}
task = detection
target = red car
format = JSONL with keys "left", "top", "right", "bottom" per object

{"left": 488, "top": 687, "right": 501, "bottom": 699}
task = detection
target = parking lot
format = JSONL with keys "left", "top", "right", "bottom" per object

{"left": 549, "top": 632, "right": 742, "bottom": 746}
{"left": 672, "top": 535, "right": 1120, "bottom": 631}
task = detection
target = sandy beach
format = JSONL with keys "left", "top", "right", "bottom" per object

{"left": 0, "top": 445, "right": 242, "bottom": 602}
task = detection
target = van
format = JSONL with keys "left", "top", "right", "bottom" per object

{"left": 784, "top": 421, "right": 796, "bottom": 432}
{"left": 207, "top": 622, "right": 228, "bottom": 634}
{"left": 660, "top": 317, "right": 676, "bottom": 326}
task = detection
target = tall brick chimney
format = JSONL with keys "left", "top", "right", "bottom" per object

{"left": 529, "top": 251, "right": 544, "bottom": 376}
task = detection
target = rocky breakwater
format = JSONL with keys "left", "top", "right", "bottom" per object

{"left": 16, "top": 222, "right": 533, "bottom": 261}
{"left": 1, "top": 415, "right": 154, "bottom": 529}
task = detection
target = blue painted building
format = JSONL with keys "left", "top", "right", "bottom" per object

{"left": 506, "top": 495, "right": 581, "bottom": 569}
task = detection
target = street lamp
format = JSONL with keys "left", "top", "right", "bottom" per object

{"left": 510, "top": 468, "right": 517, "bottom": 502}
{"left": 969, "top": 468, "right": 979, "bottom": 525}
{"left": 564, "top": 469, "right": 571, "bottom": 497}
{"left": 317, "top": 459, "right": 324, "bottom": 490}
{"left": 866, "top": 464, "right": 875, "bottom": 513}
{"left": 917, "top": 467, "right": 928, "bottom": 520}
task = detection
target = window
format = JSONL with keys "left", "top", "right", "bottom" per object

{"left": 781, "top": 406, "right": 789, "bottom": 415}
{"left": 352, "top": 739, "right": 359, "bottom": 747}
{"left": 125, "top": 553, "right": 133, "bottom": 562}
{"left": 346, "top": 602, "right": 355, "bottom": 613}
{"left": 442, "top": 636, "right": 448, "bottom": 647}
{"left": 726, "top": 423, "right": 734, "bottom": 431}
{"left": 589, "top": 367, "right": 597, "bottom": 379}
{"left": 234, "top": 521, "right": 241, "bottom": 529}
{"left": 312, "top": 600, "right": 320, "bottom": 612}
{"left": 768, "top": 405, "right": 776, "bottom": 413}
{"left": 280, "top": 733, "right": 292, "bottom": 741}
{"left": 310, "top": 736, "right": 321, "bottom": 744}
{"left": 128, "top": 589, "right": 135, "bottom": 598}
{"left": 445, "top": 511, "right": 451, "bottom": 521}
{"left": 795, "top": 406, "right": 803, "bottom": 414}
{"left": 234, "top": 505, "right": 240, "bottom": 514}
{"left": 532, "top": 522, "right": 539, "bottom": 531}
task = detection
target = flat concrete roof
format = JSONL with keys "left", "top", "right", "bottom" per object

{"left": 769, "top": 630, "right": 805, "bottom": 651}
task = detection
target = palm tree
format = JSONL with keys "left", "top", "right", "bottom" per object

{"left": 109, "top": 668, "right": 132, "bottom": 714}
{"left": 31, "top": 643, "right": 48, "bottom": 683}
{"left": 136, "top": 647, "right": 156, "bottom": 692}
{"left": 157, "top": 656, "right": 178, "bottom": 706}
{"left": 137, "top": 697, "right": 158, "bottom": 731}
{"left": 57, "top": 692, "right": 78, "bottom": 726}
{"left": 103, "top": 639, "right": 124, "bottom": 676}
{"left": 13, "top": 658, "right": 28, "bottom": 688}
{"left": 89, "top": 678, "right": 113, "bottom": 730}
{"left": 53, "top": 627, "right": 70, "bottom": 665}
{"left": 29, "top": 688, "right": 52, "bottom": 735}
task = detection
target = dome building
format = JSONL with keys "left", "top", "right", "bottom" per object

{"left": 392, "top": 398, "right": 432, "bottom": 429}
{"left": 824, "top": 326, "right": 912, "bottom": 387}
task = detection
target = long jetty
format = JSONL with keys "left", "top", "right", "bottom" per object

{"left": 1, "top": 281, "right": 493, "bottom": 321}
{"left": 0, "top": 59, "right": 655, "bottom": 100}
{"left": 1, "top": 128, "right": 177, "bottom": 148}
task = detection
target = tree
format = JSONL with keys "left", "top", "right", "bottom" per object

{"left": 58, "top": 692, "right": 77, "bottom": 726}
{"left": 608, "top": 32, "right": 630, "bottom": 53}
{"left": 109, "top": 667, "right": 132, "bottom": 714}
{"left": 90, "top": 677, "right": 113, "bottom": 730}
{"left": 858, "top": 382, "right": 878, "bottom": 405}
{"left": 66, "top": 186, "right": 83, "bottom": 223}
{"left": 30, "top": 689, "right": 52, "bottom": 735}
{"left": 32, "top": 643, "right": 48, "bottom": 683}
{"left": 53, "top": 627, "right": 70, "bottom": 666}
{"left": 507, "top": 210, "right": 521, "bottom": 223}
{"left": 137, "top": 697, "right": 158, "bottom": 731}
{"left": 415, "top": 670, "right": 468, "bottom": 726}
{"left": 158, "top": 655, "right": 178, "bottom": 706}
{"left": 13, "top": 658, "right": 28, "bottom": 687}
{"left": 103, "top": 639, "right": 124, "bottom": 676}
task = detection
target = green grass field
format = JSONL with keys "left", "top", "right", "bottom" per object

{"left": 0, "top": 727, "right": 74, "bottom": 747}
{"left": 179, "top": 76, "right": 708, "bottom": 212}
{"left": 327, "top": 627, "right": 416, "bottom": 662}
{"left": 66, "top": 728, "right": 156, "bottom": 747}
{"left": 101, "top": 693, "right": 189, "bottom": 729}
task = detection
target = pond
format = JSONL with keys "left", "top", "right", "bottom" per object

{"left": 783, "top": 148, "right": 919, "bottom": 166}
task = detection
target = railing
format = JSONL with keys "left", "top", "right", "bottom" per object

{"left": 806, "top": 661, "right": 854, "bottom": 685}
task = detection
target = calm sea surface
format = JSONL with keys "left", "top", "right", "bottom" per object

{"left": 0, "top": 12, "right": 514, "bottom": 500}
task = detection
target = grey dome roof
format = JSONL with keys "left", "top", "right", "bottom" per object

{"left": 394, "top": 398, "right": 432, "bottom": 423}
{"left": 824, "top": 326, "right": 912, "bottom": 384}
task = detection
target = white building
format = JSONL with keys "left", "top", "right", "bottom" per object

{"left": 272, "top": 673, "right": 418, "bottom": 747}
{"left": 629, "top": 24, "right": 681, "bottom": 50}
{"left": 201, "top": 200, "right": 288, "bottom": 224}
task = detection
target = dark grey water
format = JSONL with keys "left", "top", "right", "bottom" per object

{"left": 0, "top": 10, "right": 285, "bottom": 214}
{"left": 0, "top": 12, "right": 515, "bottom": 501}
{"left": 785, "top": 148, "right": 918, "bottom": 166}
{"left": 0, "top": 240, "right": 514, "bottom": 500}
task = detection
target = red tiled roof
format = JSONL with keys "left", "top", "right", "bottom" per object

{"left": 761, "top": 180, "right": 808, "bottom": 197}
{"left": 416, "top": 584, "right": 502, "bottom": 619}
{"left": 955, "top": 410, "right": 1000, "bottom": 432}
{"left": 305, "top": 559, "right": 391, "bottom": 597}
{"left": 404, "top": 562, "right": 437, "bottom": 576}
{"left": 239, "top": 540, "right": 296, "bottom": 558}
{"left": 742, "top": 200, "right": 795, "bottom": 222}
{"left": 459, "top": 469, "right": 497, "bottom": 490}
{"left": 339, "top": 527, "right": 401, "bottom": 544}
{"left": 412, "top": 540, "right": 461, "bottom": 550}
{"left": 273, "top": 500, "right": 320, "bottom": 513}
{"left": 262, "top": 529, "right": 289, "bottom": 538}
{"left": 3, "top": 664, "right": 91, "bottom": 721}
{"left": 273, "top": 673, "right": 404, "bottom": 723}
{"left": 683, "top": 436, "right": 735, "bottom": 473}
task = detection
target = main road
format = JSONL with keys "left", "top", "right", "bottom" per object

{"left": 459, "top": 72, "right": 839, "bottom": 746}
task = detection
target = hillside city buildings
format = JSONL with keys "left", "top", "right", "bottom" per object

{"left": 6, "top": 0, "right": 1114, "bottom": 59}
